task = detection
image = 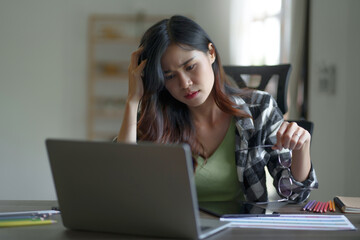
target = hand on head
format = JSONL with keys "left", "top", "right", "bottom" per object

{"left": 127, "top": 47, "right": 147, "bottom": 104}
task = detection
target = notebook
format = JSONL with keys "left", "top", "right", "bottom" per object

{"left": 334, "top": 196, "right": 360, "bottom": 213}
{"left": 46, "top": 139, "right": 230, "bottom": 239}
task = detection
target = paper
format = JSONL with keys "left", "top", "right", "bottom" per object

{"left": 220, "top": 214, "right": 357, "bottom": 231}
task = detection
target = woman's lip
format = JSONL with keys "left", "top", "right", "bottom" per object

{"left": 185, "top": 90, "right": 199, "bottom": 99}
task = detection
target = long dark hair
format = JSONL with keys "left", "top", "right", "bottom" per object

{"left": 137, "top": 15, "right": 250, "bottom": 159}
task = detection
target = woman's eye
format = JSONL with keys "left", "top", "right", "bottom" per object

{"left": 186, "top": 64, "right": 195, "bottom": 71}
{"left": 164, "top": 74, "right": 174, "bottom": 80}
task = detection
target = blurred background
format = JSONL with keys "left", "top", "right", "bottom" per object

{"left": 0, "top": 0, "right": 359, "bottom": 201}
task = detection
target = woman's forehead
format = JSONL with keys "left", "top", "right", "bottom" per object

{"left": 161, "top": 44, "right": 202, "bottom": 70}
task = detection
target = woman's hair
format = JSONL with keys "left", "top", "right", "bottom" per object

{"left": 137, "top": 15, "right": 250, "bottom": 159}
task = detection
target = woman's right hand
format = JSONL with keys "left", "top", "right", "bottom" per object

{"left": 117, "top": 47, "right": 146, "bottom": 143}
{"left": 127, "top": 47, "right": 147, "bottom": 104}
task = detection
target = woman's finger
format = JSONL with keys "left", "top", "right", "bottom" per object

{"left": 282, "top": 122, "right": 299, "bottom": 149}
{"left": 294, "top": 130, "right": 311, "bottom": 150}
{"left": 275, "top": 121, "right": 288, "bottom": 149}
{"left": 136, "top": 58, "right": 147, "bottom": 77}
{"left": 289, "top": 129, "right": 303, "bottom": 150}
{"left": 130, "top": 47, "right": 144, "bottom": 68}
{"left": 127, "top": 48, "right": 147, "bottom": 102}
{"left": 276, "top": 121, "right": 304, "bottom": 149}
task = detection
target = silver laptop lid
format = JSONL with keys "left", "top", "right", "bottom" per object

{"left": 46, "top": 139, "right": 203, "bottom": 239}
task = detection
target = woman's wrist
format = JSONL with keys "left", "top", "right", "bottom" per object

{"left": 291, "top": 140, "right": 311, "bottom": 182}
{"left": 125, "top": 96, "right": 140, "bottom": 110}
{"left": 116, "top": 96, "right": 140, "bottom": 143}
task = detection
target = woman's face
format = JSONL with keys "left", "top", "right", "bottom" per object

{"left": 161, "top": 43, "right": 216, "bottom": 108}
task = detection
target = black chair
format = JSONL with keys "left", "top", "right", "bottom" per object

{"left": 223, "top": 64, "right": 314, "bottom": 136}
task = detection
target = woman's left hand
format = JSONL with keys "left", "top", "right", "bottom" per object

{"left": 273, "top": 121, "right": 311, "bottom": 150}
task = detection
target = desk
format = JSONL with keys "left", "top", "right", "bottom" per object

{"left": 0, "top": 200, "right": 359, "bottom": 240}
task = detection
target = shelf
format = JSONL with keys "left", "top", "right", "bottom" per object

{"left": 90, "top": 131, "right": 118, "bottom": 141}
{"left": 93, "top": 37, "right": 140, "bottom": 45}
{"left": 92, "top": 109, "right": 123, "bottom": 119}
{"left": 87, "top": 14, "right": 166, "bottom": 140}
{"left": 94, "top": 74, "right": 128, "bottom": 81}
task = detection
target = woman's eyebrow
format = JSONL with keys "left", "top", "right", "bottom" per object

{"left": 163, "top": 57, "right": 195, "bottom": 73}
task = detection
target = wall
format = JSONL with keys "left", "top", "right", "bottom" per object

{"left": 0, "top": 0, "right": 65, "bottom": 200}
{"left": 308, "top": 0, "right": 360, "bottom": 200}
{"left": 1, "top": 0, "right": 359, "bottom": 201}
{"left": 344, "top": 0, "right": 360, "bottom": 198}
{"left": 0, "top": 0, "right": 231, "bottom": 200}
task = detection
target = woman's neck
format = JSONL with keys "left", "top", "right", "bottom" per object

{"left": 189, "top": 94, "right": 227, "bottom": 127}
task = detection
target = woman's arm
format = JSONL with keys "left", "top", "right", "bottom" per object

{"left": 117, "top": 47, "right": 146, "bottom": 143}
{"left": 117, "top": 100, "right": 140, "bottom": 143}
{"left": 273, "top": 121, "right": 312, "bottom": 182}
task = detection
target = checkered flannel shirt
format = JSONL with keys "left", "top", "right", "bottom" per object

{"left": 232, "top": 90, "right": 318, "bottom": 203}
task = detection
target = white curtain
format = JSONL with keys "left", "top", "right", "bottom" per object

{"left": 281, "top": 0, "right": 309, "bottom": 119}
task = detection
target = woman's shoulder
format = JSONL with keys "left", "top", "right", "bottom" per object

{"left": 232, "top": 89, "right": 275, "bottom": 107}
{"left": 231, "top": 89, "right": 281, "bottom": 123}
{"left": 250, "top": 90, "right": 276, "bottom": 107}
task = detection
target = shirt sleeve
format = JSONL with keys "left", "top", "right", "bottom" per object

{"left": 262, "top": 93, "right": 318, "bottom": 203}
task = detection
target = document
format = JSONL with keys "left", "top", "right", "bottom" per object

{"left": 220, "top": 214, "right": 357, "bottom": 231}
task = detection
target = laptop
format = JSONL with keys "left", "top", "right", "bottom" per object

{"left": 46, "top": 139, "right": 230, "bottom": 239}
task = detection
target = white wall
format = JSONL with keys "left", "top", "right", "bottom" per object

{"left": 308, "top": 0, "right": 360, "bottom": 200}
{"left": 0, "top": 0, "right": 65, "bottom": 200}
{"left": 0, "top": 0, "right": 231, "bottom": 200}
{"left": 1, "top": 0, "right": 359, "bottom": 201}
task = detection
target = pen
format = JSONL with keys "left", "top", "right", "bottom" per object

{"left": 324, "top": 202, "right": 330, "bottom": 212}
{"left": 312, "top": 201, "right": 320, "bottom": 212}
{"left": 0, "top": 210, "right": 60, "bottom": 218}
{"left": 324, "top": 201, "right": 329, "bottom": 213}
{"left": 0, "top": 219, "right": 56, "bottom": 228}
{"left": 328, "top": 200, "right": 333, "bottom": 211}
{"left": 307, "top": 200, "right": 317, "bottom": 211}
{"left": 302, "top": 200, "right": 314, "bottom": 211}
{"left": 320, "top": 202, "right": 326, "bottom": 213}
{"left": 308, "top": 201, "right": 316, "bottom": 211}
{"left": 318, "top": 202, "right": 325, "bottom": 213}
{"left": 308, "top": 200, "right": 316, "bottom": 211}
{"left": 310, "top": 200, "right": 317, "bottom": 210}
{"left": 0, "top": 215, "right": 45, "bottom": 221}
{"left": 221, "top": 213, "right": 280, "bottom": 218}
{"left": 316, "top": 202, "right": 323, "bottom": 212}
{"left": 314, "top": 202, "right": 321, "bottom": 212}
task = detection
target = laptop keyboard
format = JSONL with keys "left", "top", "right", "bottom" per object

{"left": 201, "top": 226, "right": 211, "bottom": 231}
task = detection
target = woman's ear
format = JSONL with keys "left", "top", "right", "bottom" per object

{"left": 208, "top": 43, "right": 216, "bottom": 64}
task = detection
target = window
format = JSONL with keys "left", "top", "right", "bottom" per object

{"left": 230, "top": 0, "right": 282, "bottom": 65}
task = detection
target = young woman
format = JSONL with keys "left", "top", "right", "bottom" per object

{"left": 117, "top": 15, "right": 318, "bottom": 203}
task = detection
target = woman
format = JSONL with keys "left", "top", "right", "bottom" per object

{"left": 117, "top": 15, "right": 318, "bottom": 203}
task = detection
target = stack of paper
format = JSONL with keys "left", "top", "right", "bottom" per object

{"left": 220, "top": 214, "right": 357, "bottom": 231}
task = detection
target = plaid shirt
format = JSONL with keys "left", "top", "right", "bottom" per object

{"left": 232, "top": 90, "right": 318, "bottom": 203}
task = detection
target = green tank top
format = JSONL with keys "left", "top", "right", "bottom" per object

{"left": 195, "top": 119, "right": 244, "bottom": 202}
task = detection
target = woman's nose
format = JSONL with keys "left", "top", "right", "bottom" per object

{"left": 178, "top": 72, "right": 192, "bottom": 88}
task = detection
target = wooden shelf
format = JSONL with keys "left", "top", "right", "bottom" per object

{"left": 93, "top": 109, "right": 123, "bottom": 119}
{"left": 93, "top": 37, "right": 140, "bottom": 45}
{"left": 87, "top": 14, "right": 166, "bottom": 140}
{"left": 94, "top": 74, "right": 128, "bottom": 81}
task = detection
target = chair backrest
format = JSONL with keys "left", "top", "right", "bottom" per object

{"left": 223, "top": 64, "right": 291, "bottom": 115}
{"left": 223, "top": 64, "right": 314, "bottom": 136}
